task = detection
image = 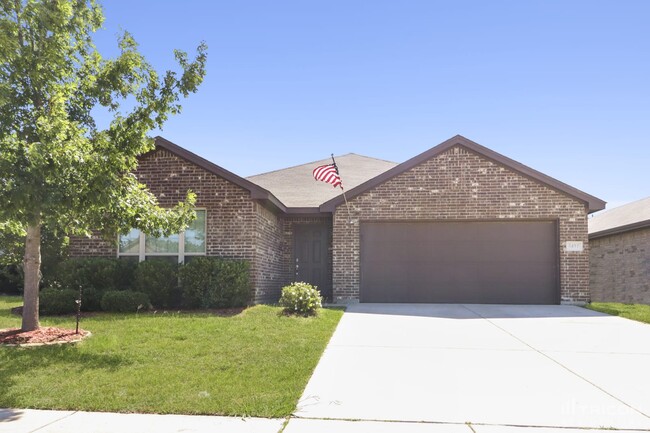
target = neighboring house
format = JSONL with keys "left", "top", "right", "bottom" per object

{"left": 588, "top": 197, "right": 650, "bottom": 304}
{"left": 69, "top": 135, "right": 605, "bottom": 305}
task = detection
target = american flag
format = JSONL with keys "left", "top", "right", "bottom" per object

{"left": 313, "top": 163, "right": 342, "bottom": 188}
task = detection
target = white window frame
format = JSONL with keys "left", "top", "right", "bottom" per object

{"left": 117, "top": 209, "right": 207, "bottom": 263}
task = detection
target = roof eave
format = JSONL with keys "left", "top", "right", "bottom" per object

{"left": 320, "top": 135, "right": 606, "bottom": 213}
{"left": 589, "top": 219, "right": 650, "bottom": 239}
{"left": 153, "top": 136, "right": 287, "bottom": 213}
{"left": 285, "top": 207, "right": 331, "bottom": 217}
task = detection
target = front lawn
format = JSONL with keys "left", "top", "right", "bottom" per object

{"left": 586, "top": 302, "right": 650, "bottom": 325}
{"left": 0, "top": 295, "right": 343, "bottom": 417}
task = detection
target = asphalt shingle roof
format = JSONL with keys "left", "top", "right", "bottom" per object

{"left": 247, "top": 153, "right": 398, "bottom": 208}
{"left": 588, "top": 196, "right": 650, "bottom": 237}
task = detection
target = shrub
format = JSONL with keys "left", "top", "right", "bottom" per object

{"left": 179, "top": 258, "right": 250, "bottom": 308}
{"left": 47, "top": 258, "right": 136, "bottom": 292}
{"left": 80, "top": 287, "right": 104, "bottom": 312}
{"left": 39, "top": 288, "right": 78, "bottom": 315}
{"left": 101, "top": 290, "right": 151, "bottom": 313}
{"left": 0, "top": 265, "right": 22, "bottom": 294}
{"left": 279, "top": 282, "right": 322, "bottom": 316}
{"left": 214, "top": 260, "right": 250, "bottom": 308}
{"left": 133, "top": 259, "right": 178, "bottom": 308}
{"left": 178, "top": 257, "right": 213, "bottom": 308}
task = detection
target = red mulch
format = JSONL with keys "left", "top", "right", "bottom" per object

{"left": 0, "top": 327, "right": 90, "bottom": 346}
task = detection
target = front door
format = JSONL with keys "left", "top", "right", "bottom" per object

{"left": 293, "top": 224, "right": 331, "bottom": 300}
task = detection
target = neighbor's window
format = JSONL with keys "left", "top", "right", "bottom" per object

{"left": 118, "top": 210, "right": 206, "bottom": 263}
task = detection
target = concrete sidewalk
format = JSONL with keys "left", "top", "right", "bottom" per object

{"left": 2, "top": 409, "right": 647, "bottom": 433}
{"left": 0, "top": 409, "right": 284, "bottom": 433}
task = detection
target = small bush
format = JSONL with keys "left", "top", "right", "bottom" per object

{"left": 101, "top": 290, "right": 151, "bottom": 313}
{"left": 179, "top": 258, "right": 250, "bottom": 308}
{"left": 39, "top": 288, "right": 78, "bottom": 315}
{"left": 133, "top": 259, "right": 178, "bottom": 308}
{"left": 47, "top": 258, "right": 136, "bottom": 292}
{"left": 279, "top": 282, "right": 322, "bottom": 316}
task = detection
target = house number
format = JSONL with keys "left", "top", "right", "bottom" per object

{"left": 565, "top": 241, "right": 584, "bottom": 252}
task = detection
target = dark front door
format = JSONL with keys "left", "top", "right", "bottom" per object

{"left": 294, "top": 224, "right": 331, "bottom": 300}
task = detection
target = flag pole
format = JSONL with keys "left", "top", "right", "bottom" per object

{"left": 331, "top": 154, "right": 352, "bottom": 223}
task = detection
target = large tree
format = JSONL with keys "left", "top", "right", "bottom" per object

{"left": 0, "top": 0, "right": 207, "bottom": 331}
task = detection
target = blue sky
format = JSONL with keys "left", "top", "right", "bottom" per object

{"left": 94, "top": 0, "right": 650, "bottom": 210}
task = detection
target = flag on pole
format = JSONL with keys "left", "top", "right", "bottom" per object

{"left": 313, "top": 163, "right": 342, "bottom": 188}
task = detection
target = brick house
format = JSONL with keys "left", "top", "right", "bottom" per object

{"left": 70, "top": 135, "right": 605, "bottom": 304}
{"left": 589, "top": 197, "right": 650, "bottom": 304}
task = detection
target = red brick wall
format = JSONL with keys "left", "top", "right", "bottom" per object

{"left": 590, "top": 227, "right": 650, "bottom": 304}
{"left": 136, "top": 149, "right": 257, "bottom": 260}
{"left": 332, "top": 145, "right": 590, "bottom": 304}
{"left": 70, "top": 148, "right": 272, "bottom": 301}
{"left": 68, "top": 233, "right": 114, "bottom": 257}
{"left": 253, "top": 203, "right": 286, "bottom": 302}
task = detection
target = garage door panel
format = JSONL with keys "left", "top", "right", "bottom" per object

{"left": 360, "top": 221, "right": 559, "bottom": 304}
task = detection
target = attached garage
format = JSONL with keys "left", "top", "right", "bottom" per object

{"left": 360, "top": 221, "right": 559, "bottom": 304}
{"left": 322, "top": 136, "right": 606, "bottom": 305}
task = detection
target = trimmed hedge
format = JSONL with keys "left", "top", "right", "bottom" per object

{"left": 47, "top": 257, "right": 136, "bottom": 292}
{"left": 47, "top": 257, "right": 250, "bottom": 311}
{"left": 100, "top": 291, "right": 151, "bottom": 313}
{"left": 80, "top": 288, "right": 104, "bottom": 312}
{"left": 40, "top": 288, "right": 78, "bottom": 315}
{"left": 179, "top": 258, "right": 250, "bottom": 308}
{"left": 133, "top": 259, "right": 178, "bottom": 308}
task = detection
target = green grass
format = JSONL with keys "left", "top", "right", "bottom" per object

{"left": 0, "top": 295, "right": 343, "bottom": 417}
{"left": 586, "top": 302, "right": 650, "bottom": 325}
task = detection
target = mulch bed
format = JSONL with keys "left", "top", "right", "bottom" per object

{"left": 0, "top": 327, "right": 90, "bottom": 347}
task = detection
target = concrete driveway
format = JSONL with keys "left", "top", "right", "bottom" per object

{"left": 293, "top": 304, "right": 650, "bottom": 431}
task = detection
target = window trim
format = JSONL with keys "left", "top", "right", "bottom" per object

{"left": 117, "top": 209, "right": 207, "bottom": 263}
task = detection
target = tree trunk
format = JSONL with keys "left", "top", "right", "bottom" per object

{"left": 22, "top": 222, "right": 42, "bottom": 331}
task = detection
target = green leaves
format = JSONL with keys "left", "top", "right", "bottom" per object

{"left": 0, "top": 0, "right": 207, "bottom": 238}
{"left": 0, "top": 0, "right": 207, "bottom": 329}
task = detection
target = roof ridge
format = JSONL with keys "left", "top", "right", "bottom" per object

{"left": 246, "top": 155, "right": 338, "bottom": 179}
{"left": 246, "top": 153, "right": 396, "bottom": 179}
{"left": 344, "top": 152, "right": 398, "bottom": 165}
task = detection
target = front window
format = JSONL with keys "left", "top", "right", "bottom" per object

{"left": 118, "top": 210, "right": 206, "bottom": 263}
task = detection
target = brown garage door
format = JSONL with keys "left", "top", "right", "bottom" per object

{"left": 360, "top": 221, "right": 559, "bottom": 304}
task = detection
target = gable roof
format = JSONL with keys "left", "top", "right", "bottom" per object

{"left": 153, "top": 136, "right": 287, "bottom": 212}
{"left": 320, "top": 135, "right": 606, "bottom": 213}
{"left": 588, "top": 196, "right": 650, "bottom": 239}
{"left": 247, "top": 153, "right": 398, "bottom": 208}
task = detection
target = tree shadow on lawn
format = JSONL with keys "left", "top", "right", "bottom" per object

{"left": 0, "top": 344, "right": 132, "bottom": 408}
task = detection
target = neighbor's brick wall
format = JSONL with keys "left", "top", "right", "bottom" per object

{"left": 332, "top": 145, "right": 590, "bottom": 304}
{"left": 590, "top": 227, "right": 650, "bottom": 304}
{"left": 281, "top": 216, "right": 333, "bottom": 299}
